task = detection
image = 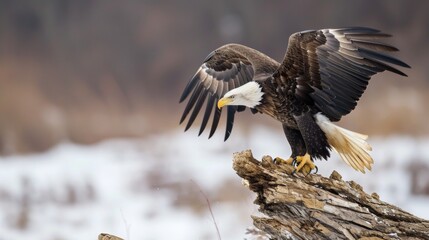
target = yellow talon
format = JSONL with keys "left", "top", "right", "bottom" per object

{"left": 294, "top": 153, "right": 316, "bottom": 175}
{"left": 274, "top": 157, "right": 294, "bottom": 165}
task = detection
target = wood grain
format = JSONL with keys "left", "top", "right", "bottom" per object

{"left": 233, "top": 150, "right": 429, "bottom": 240}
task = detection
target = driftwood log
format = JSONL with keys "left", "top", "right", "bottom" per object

{"left": 233, "top": 150, "right": 429, "bottom": 240}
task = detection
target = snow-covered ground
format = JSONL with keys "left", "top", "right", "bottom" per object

{"left": 0, "top": 127, "right": 428, "bottom": 240}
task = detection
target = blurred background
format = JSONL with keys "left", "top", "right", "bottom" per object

{"left": 0, "top": 1, "right": 428, "bottom": 239}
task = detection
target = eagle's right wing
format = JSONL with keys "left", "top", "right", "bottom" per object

{"left": 279, "top": 27, "right": 410, "bottom": 121}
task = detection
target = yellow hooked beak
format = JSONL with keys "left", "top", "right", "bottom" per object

{"left": 217, "top": 97, "right": 233, "bottom": 109}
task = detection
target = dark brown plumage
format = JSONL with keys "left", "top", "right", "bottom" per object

{"left": 179, "top": 27, "right": 410, "bottom": 173}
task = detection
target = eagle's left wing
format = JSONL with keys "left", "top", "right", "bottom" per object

{"left": 179, "top": 45, "right": 256, "bottom": 141}
{"left": 279, "top": 27, "right": 410, "bottom": 121}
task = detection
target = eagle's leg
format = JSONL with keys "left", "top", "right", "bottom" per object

{"left": 274, "top": 124, "right": 307, "bottom": 166}
{"left": 292, "top": 112, "right": 331, "bottom": 174}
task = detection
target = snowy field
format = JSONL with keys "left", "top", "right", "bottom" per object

{"left": 0, "top": 127, "right": 428, "bottom": 240}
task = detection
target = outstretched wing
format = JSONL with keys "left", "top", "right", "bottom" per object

{"left": 179, "top": 44, "right": 257, "bottom": 141}
{"left": 280, "top": 27, "right": 410, "bottom": 121}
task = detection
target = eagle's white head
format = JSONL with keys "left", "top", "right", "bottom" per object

{"left": 217, "top": 81, "right": 263, "bottom": 109}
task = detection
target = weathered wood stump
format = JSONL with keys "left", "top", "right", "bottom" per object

{"left": 233, "top": 150, "right": 429, "bottom": 240}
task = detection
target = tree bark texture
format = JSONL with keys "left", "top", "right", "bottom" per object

{"left": 232, "top": 150, "right": 429, "bottom": 240}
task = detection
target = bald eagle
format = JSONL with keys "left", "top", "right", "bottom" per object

{"left": 179, "top": 27, "right": 410, "bottom": 174}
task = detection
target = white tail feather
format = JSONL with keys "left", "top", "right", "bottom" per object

{"left": 315, "top": 113, "right": 373, "bottom": 173}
